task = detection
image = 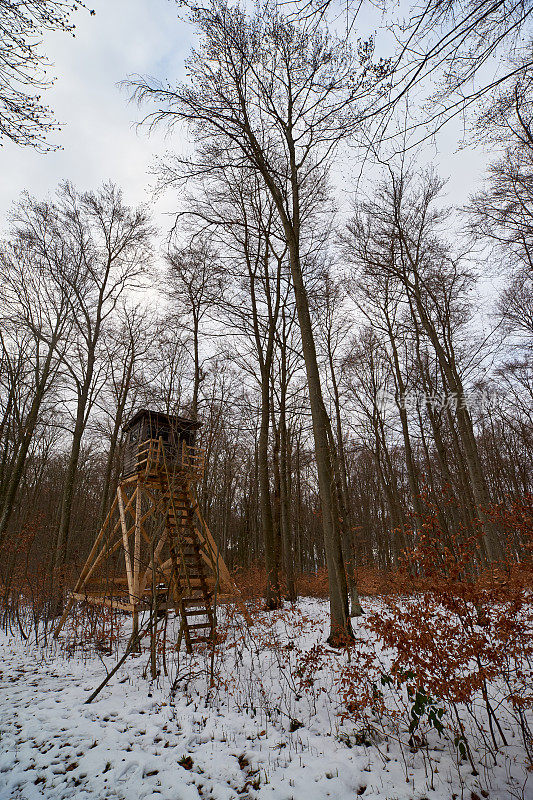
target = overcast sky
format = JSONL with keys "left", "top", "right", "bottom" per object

{"left": 0, "top": 0, "right": 192, "bottom": 237}
{"left": 0, "top": 0, "right": 496, "bottom": 246}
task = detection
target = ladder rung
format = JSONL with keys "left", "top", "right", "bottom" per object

{"left": 182, "top": 593, "right": 212, "bottom": 601}
{"left": 182, "top": 600, "right": 208, "bottom": 607}
{"left": 187, "top": 622, "right": 212, "bottom": 629}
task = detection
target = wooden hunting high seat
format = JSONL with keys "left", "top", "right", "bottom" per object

{"left": 54, "top": 409, "right": 243, "bottom": 652}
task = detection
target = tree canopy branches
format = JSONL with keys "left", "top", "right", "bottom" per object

{"left": 274, "top": 0, "right": 533, "bottom": 149}
{"left": 0, "top": 0, "right": 94, "bottom": 150}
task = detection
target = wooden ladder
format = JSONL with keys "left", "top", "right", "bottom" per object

{"left": 159, "top": 451, "right": 215, "bottom": 653}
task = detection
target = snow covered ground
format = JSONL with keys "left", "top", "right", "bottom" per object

{"left": 0, "top": 599, "right": 530, "bottom": 800}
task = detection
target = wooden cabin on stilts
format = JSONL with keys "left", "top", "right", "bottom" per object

{"left": 54, "top": 409, "right": 244, "bottom": 652}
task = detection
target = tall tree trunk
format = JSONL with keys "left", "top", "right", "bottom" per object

{"left": 52, "top": 399, "right": 87, "bottom": 610}
{"left": 191, "top": 310, "right": 201, "bottom": 419}
{"left": 286, "top": 238, "right": 353, "bottom": 643}
{"left": 52, "top": 336, "right": 98, "bottom": 615}
{"left": 325, "top": 330, "right": 362, "bottom": 616}
{"left": 258, "top": 371, "right": 281, "bottom": 609}
{"left": 279, "top": 406, "right": 296, "bottom": 601}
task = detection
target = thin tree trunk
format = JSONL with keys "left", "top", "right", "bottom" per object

{"left": 325, "top": 329, "right": 362, "bottom": 616}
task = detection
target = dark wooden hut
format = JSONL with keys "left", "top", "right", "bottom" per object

{"left": 122, "top": 409, "right": 202, "bottom": 478}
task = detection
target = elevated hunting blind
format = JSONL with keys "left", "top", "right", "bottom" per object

{"left": 54, "top": 408, "right": 243, "bottom": 652}
{"left": 122, "top": 409, "right": 201, "bottom": 478}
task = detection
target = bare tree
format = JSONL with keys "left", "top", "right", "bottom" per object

{"left": 289, "top": 0, "right": 532, "bottom": 151}
{"left": 140, "top": 320, "right": 190, "bottom": 417}
{"left": 343, "top": 326, "right": 409, "bottom": 565}
{"left": 45, "top": 183, "right": 153, "bottom": 611}
{"left": 468, "top": 77, "right": 533, "bottom": 345}
{"left": 177, "top": 170, "right": 289, "bottom": 609}
{"left": 220, "top": 183, "right": 287, "bottom": 610}
{"left": 469, "top": 136, "right": 533, "bottom": 277}
{"left": 346, "top": 168, "right": 504, "bottom": 562}
{"left": 166, "top": 238, "right": 220, "bottom": 419}
{"left": 346, "top": 263, "right": 424, "bottom": 533}
{"left": 0, "top": 212, "right": 73, "bottom": 547}
{"left": 273, "top": 302, "right": 301, "bottom": 603}
{"left": 127, "top": 0, "right": 388, "bottom": 642}
{"left": 95, "top": 304, "right": 151, "bottom": 527}
{"left": 314, "top": 270, "right": 363, "bottom": 614}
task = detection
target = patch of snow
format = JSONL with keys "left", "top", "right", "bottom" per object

{"left": 0, "top": 598, "right": 530, "bottom": 800}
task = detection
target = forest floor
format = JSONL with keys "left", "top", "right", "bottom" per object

{"left": 0, "top": 598, "right": 531, "bottom": 800}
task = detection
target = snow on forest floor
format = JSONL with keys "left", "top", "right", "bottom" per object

{"left": 0, "top": 598, "right": 531, "bottom": 800}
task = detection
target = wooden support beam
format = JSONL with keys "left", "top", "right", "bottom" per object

{"left": 55, "top": 487, "right": 148, "bottom": 638}
{"left": 188, "top": 490, "right": 235, "bottom": 591}
{"left": 71, "top": 592, "right": 146, "bottom": 613}
{"left": 53, "top": 495, "right": 119, "bottom": 637}
{"left": 138, "top": 525, "right": 169, "bottom": 598}
{"left": 133, "top": 484, "right": 142, "bottom": 605}
{"left": 56, "top": 454, "right": 245, "bottom": 644}
{"left": 118, "top": 486, "right": 134, "bottom": 605}
{"left": 80, "top": 500, "right": 160, "bottom": 595}
{"left": 79, "top": 487, "right": 140, "bottom": 589}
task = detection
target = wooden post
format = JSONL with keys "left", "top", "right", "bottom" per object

{"left": 130, "top": 479, "right": 142, "bottom": 642}
{"left": 80, "top": 488, "right": 139, "bottom": 588}
{"left": 118, "top": 487, "right": 134, "bottom": 606}
{"left": 138, "top": 527, "right": 169, "bottom": 598}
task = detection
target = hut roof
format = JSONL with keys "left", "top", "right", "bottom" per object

{"left": 123, "top": 409, "right": 202, "bottom": 433}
